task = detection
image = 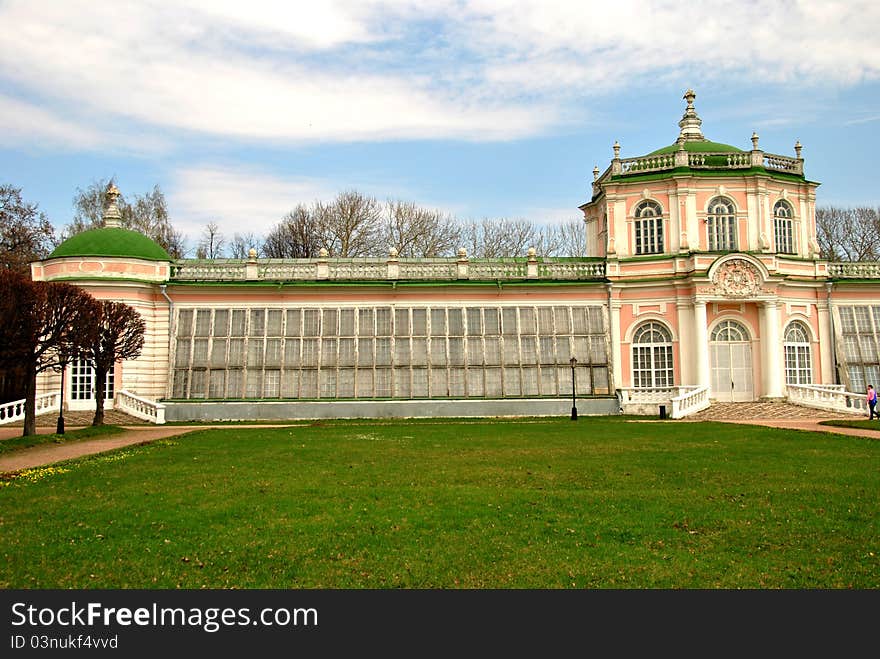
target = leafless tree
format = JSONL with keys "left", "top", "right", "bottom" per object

{"left": 0, "top": 271, "right": 98, "bottom": 436}
{"left": 263, "top": 205, "right": 322, "bottom": 258}
{"left": 1, "top": 184, "right": 57, "bottom": 273}
{"left": 65, "top": 179, "right": 187, "bottom": 258}
{"left": 384, "top": 200, "right": 461, "bottom": 257}
{"left": 229, "top": 232, "right": 262, "bottom": 259}
{"left": 816, "top": 206, "right": 880, "bottom": 261}
{"left": 539, "top": 219, "right": 588, "bottom": 257}
{"left": 80, "top": 300, "right": 145, "bottom": 426}
{"left": 463, "top": 218, "right": 542, "bottom": 258}
{"left": 197, "top": 221, "right": 226, "bottom": 259}
{"left": 317, "top": 190, "right": 384, "bottom": 257}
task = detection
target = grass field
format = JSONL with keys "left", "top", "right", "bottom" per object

{"left": 1, "top": 417, "right": 877, "bottom": 589}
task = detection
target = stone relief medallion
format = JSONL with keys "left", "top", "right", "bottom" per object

{"left": 712, "top": 259, "right": 762, "bottom": 297}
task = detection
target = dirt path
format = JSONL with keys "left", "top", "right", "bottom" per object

{"left": 0, "top": 424, "right": 296, "bottom": 473}
{"left": 713, "top": 418, "right": 880, "bottom": 439}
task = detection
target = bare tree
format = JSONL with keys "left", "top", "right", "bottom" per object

{"left": 1, "top": 184, "right": 57, "bottom": 273}
{"left": 0, "top": 271, "right": 98, "bottom": 436}
{"left": 539, "top": 219, "right": 587, "bottom": 257}
{"left": 384, "top": 200, "right": 461, "bottom": 257}
{"left": 263, "top": 205, "right": 322, "bottom": 258}
{"left": 65, "top": 179, "right": 187, "bottom": 258}
{"left": 80, "top": 300, "right": 146, "bottom": 426}
{"left": 197, "top": 221, "right": 226, "bottom": 259}
{"left": 816, "top": 206, "right": 880, "bottom": 262}
{"left": 463, "top": 218, "right": 542, "bottom": 258}
{"left": 229, "top": 232, "right": 262, "bottom": 259}
{"left": 317, "top": 190, "right": 384, "bottom": 257}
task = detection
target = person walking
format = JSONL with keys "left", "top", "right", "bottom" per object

{"left": 868, "top": 384, "right": 878, "bottom": 420}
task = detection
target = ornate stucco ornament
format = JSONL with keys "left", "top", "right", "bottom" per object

{"left": 711, "top": 258, "right": 764, "bottom": 298}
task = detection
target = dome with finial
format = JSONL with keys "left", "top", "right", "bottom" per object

{"left": 48, "top": 184, "right": 171, "bottom": 261}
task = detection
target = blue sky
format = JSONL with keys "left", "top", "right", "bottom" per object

{"left": 1, "top": 0, "right": 879, "bottom": 254}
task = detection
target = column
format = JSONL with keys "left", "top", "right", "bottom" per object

{"left": 677, "top": 301, "right": 695, "bottom": 384}
{"left": 607, "top": 284, "right": 623, "bottom": 390}
{"left": 693, "top": 301, "right": 710, "bottom": 389}
{"left": 761, "top": 300, "right": 784, "bottom": 398}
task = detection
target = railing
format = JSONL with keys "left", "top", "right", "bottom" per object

{"left": 786, "top": 384, "right": 867, "bottom": 415}
{"left": 670, "top": 385, "right": 711, "bottom": 419}
{"left": 538, "top": 261, "right": 606, "bottom": 279}
{"left": 116, "top": 390, "right": 166, "bottom": 424}
{"left": 688, "top": 152, "right": 751, "bottom": 168}
{"left": 828, "top": 262, "right": 880, "bottom": 279}
{"left": 0, "top": 392, "right": 60, "bottom": 425}
{"left": 617, "top": 385, "right": 709, "bottom": 419}
{"left": 170, "top": 257, "right": 606, "bottom": 283}
{"left": 763, "top": 154, "right": 802, "bottom": 174}
{"left": 398, "top": 260, "right": 459, "bottom": 279}
{"left": 618, "top": 154, "right": 676, "bottom": 174}
{"left": 611, "top": 150, "right": 802, "bottom": 177}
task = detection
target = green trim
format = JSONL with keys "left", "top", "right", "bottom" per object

{"left": 610, "top": 168, "right": 812, "bottom": 185}
{"left": 168, "top": 279, "right": 608, "bottom": 289}
{"left": 49, "top": 227, "right": 171, "bottom": 261}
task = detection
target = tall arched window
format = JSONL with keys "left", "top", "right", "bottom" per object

{"left": 784, "top": 320, "right": 812, "bottom": 384}
{"left": 632, "top": 322, "right": 673, "bottom": 388}
{"left": 707, "top": 197, "right": 737, "bottom": 251}
{"left": 774, "top": 200, "right": 795, "bottom": 254}
{"left": 634, "top": 200, "right": 664, "bottom": 255}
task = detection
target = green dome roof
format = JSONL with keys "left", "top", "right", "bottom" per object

{"left": 49, "top": 227, "right": 171, "bottom": 261}
{"left": 647, "top": 140, "right": 744, "bottom": 156}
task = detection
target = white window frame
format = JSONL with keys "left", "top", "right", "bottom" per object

{"left": 707, "top": 197, "right": 737, "bottom": 251}
{"left": 634, "top": 200, "right": 664, "bottom": 255}
{"left": 631, "top": 321, "right": 674, "bottom": 388}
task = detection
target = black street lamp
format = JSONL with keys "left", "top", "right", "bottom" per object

{"left": 569, "top": 356, "right": 578, "bottom": 421}
{"left": 56, "top": 360, "right": 67, "bottom": 435}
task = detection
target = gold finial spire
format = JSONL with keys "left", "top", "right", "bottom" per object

{"left": 103, "top": 183, "right": 122, "bottom": 228}
{"left": 678, "top": 89, "right": 705, "bottom": 142}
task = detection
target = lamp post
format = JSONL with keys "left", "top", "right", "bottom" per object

{"left": 569, "top": 356, "right": 578, "bottom": 421}
{"left": 56, "top": 360, "right": 66, "bottom": 435}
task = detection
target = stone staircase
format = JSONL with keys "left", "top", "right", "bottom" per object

{"left": 687, "top": 401, "right": 860, "bottom": 421}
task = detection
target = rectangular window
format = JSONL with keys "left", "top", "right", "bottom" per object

{"left": 192, "top": 309, "right": 208, "bottom": 337}
{"left": 635, "top": 217, "right": 663, "bottom": 254}
{"left": 774, "top": 218, "right": 794, "bottom": 254}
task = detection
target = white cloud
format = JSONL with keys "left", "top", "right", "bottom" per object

{"left": 0, "top": 94, "right": 106, "bottom": 150}
{"left": 169, "top": 166, "right": 339, "bottom": 242}
{"left": 0, "top": 0, "right": 878, "bottom": 148}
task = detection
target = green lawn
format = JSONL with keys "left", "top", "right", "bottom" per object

{"left": 1, "top": 418, "right": 877, "bottom": 589}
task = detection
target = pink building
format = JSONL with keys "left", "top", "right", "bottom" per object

{"left": 16, "top": 91, "right": 880, "bottom": 423}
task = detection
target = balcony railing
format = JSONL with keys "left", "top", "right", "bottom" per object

{"left": 170, "top": 257, "right": 606, "bottom": 283}
{"left": 828, "top": 262, "right": 880, "bottom": 279}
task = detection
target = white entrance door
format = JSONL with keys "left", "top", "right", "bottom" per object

{"left": 68, "top": 359, "right": 114, "bottom": 411}
{"left": 710, "top": 320, "right": 754, "bottom": 402}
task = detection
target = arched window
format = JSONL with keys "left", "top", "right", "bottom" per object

{"left": 774, "top": 200, "right": 795, "bottom": 254}
{"left": 784, "top": 320, "right": 812, "bottom": 384}
{"left": 632, "top": 322, "right": 673, "bottom": 388}
{"left": 707, "top": 197, "right": 737, "bottom": 251}
{"left": 634, "top": 200, "right": 663, "bottom": 255}
{"left": 711, "top": 319, "right": 748, "bottom": 342}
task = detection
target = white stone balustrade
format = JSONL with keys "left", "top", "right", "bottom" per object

{"left": 763, "top": 154, "right": 803, "bottom": 174}
{"left": 670, "top": 385, "right": 710, "bottom": 419}
{"left": 786, "top": 384, "right": 867, "bottom": 415}
{"left": 116, "top": 390, "right": 166, "bottom": 424}
{"left": 618, "top": 385, "right": 709, "bottom": 419}
{"left": 0, "top": 392, "right": 60, "bottom": 425}
{"left": 828, "top": 262, "right": 880, "bottom": 279}
{"left": 170, "top": 257, "right": 606, "bottom": 283}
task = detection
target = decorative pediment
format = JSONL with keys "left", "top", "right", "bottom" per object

{"left": 709, "top": 258, "right": 764, "bottom": 298}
